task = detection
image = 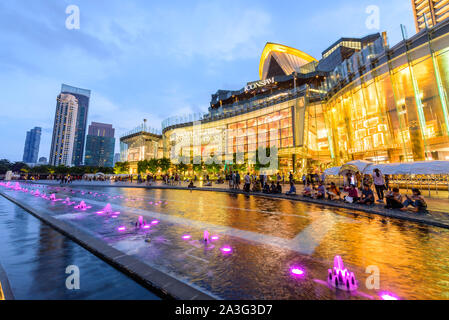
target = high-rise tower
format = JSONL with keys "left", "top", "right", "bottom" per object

{"left": 60, "top": 84, "right": 91, "bottom": 166}
{"left": 49, "top": 94, "right": 79, "bottom": 166}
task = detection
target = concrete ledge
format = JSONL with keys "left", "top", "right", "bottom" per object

{"left": 0, "top": 262, "right": 14, "bottom": 300}
{"left": 0, "top": 191, "right": 215, "bottom": 301}
{"left": 26, "top": 181, "right": 449, "bottom": 230}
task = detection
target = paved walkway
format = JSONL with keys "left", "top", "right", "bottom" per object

{"left": 19, "top": 179, "right": 449, "bottom": 229}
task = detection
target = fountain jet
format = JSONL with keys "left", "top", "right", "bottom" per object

{"left": 327, "top": 256, "right": 357, "bottom": 292}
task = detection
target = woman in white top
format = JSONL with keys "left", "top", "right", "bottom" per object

{"left": 373, "top": 168, "right": 385, "bottom": 203}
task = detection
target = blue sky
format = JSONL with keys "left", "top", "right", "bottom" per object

{"left": 0, "top": 0, "right": 415, "bottom": 162}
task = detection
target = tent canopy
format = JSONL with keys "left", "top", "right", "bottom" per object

{"left": 338, "top": 160, "right": 372, "bottom": 176}
{"left": 326, "top": 160, "right": 449, "bottom": 176}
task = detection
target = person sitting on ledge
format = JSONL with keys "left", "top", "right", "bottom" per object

{"left": 344, "top": 184, "right": 359, "bottom": 203}
{"left": 385, "top": 187, "right": 403, "bottom": 209}
{"left": 359, "top": 184, "right": 375, "bottom": 205}
{"left": 252, "top": 180, "right": 262, "bottom": 192}
{"left": 326, "top": 182, "right": 341, "bottom": 201}
{"left": 302, "top": 183, "right": 313, "bottom": 197}
{"left": 263, "top": 181, "right": 271, "bottom": 194}
{"left": 286, "top": 181, "right": 296, "bottom": 195}
{"left": 401, "top": 188, "right": 428, "bottom": 213}
{"left": 188, "top": 181, "right": 196, "bottom": 189}
{"left": 276, "top": 182, "right": 282, "bottom": 194}
{"left": 315, "top": 182, "right": 326, "bottom": 200}
{"left": 270, "top": 181, "right": 278, "bottom": 194}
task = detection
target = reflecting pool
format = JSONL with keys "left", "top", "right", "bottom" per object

{"left": 2, "top": 182, "right": 449, "bottom": 300}
{"left": 0, "top": 196, "right": 159, "bottom": 300}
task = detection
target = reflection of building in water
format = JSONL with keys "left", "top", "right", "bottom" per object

{"left": 120, "top": 123, "right": 163, "bottom": 174}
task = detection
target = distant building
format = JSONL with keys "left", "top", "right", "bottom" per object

{"left": 84, "top": 122, "right": 115, "bottom": 167}
{"left": 61, "top": 84, "right": 91, "bottom": 166}
{"left": 38, "top": 157, "right": 47, "bottom": 165}
{"left": 23, "top": 127, "right": 41, "bottom": 164}
{"left": 120, "top": 123, "right": 163, "bottom": 174}
{"left": 412, "top": 0, "right": 449, "bottom": 32}
{"left": 49, "top": 94, "right": 79, "bottom": 166}
{"left": 114, "top": 153, "right": 121, "bottom": 165}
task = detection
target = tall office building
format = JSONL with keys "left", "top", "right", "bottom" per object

{"left": 49, "top": 94, "right": 79, "bottom": 166}
{"left": 22, "top": 127, "right": 41, "bottom": 164}
{"left": 60, "top": 84, "right": 91, "bottom": 166}
{"left": 84, "top": 122, "right": 115, "bottom": 167}
{"left": 412, "top": 0, "right": 449, "bottom": 31}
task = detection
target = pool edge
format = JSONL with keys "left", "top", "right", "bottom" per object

{"left": 0, "top": 191, "right": 215, "bottom": 301}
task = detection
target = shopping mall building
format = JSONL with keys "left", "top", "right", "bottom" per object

{"left": 121, "top": 19, "right": 449, "bottom": 174}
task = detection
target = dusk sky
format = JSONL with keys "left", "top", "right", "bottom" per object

{"left": 0, "top": 0, "right": 415, "bottom": 162}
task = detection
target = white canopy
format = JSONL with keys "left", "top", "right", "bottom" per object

{"left": 325, "top": 160, "right": 449, "bottom": 176}
{"left": 339, "top": 160, "right": 373, "bottom": 176}
{"left": 324, "top": 166, "right": 341, "bottom": 176}
{"left": 366, "top": 161, "right": 449, "bottom": 175}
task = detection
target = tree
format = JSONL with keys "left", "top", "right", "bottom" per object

{"left": 114, "top": 162, "right": 130, "bottom": 174}
{"left": 12, "top": 162, "right": 29, "bottom": 173}
{"left": 0, "top": 159, "right": 12, "bottom": 174}
{"left": 147, "top": 159, "right": 159, "bottom": 174}
{"left": 253, "top": 146, "right": 278, "bottom": 173}
{"left": 205, "top": 162, "right": 222, "bottom": 175}
{"left": 158, "top": 158, "right": 171, "bottom": 173}
{"left": 137, "top": 160, "right": 148, "bottom": 174}
{"left": 192, "top": 157, "right": 203, "bottom": 175}
{"left": 54, "top": 165, "right": 69, "bottom": 175}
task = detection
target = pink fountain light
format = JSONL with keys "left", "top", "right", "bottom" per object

{"left": 203, "top": 230, "right": 210, "bottom": 243}
{"left": 380, "top": 292, "right": 399, "bottom": 300}
{"left": 220, "top": 246, "right": 232, "bottom": 254}
{"left": 151, "top": 220, "right": 159, "bottom": 225}
{"left": 142, "top": 225, "right": 151, "bottom": 229}
{"left": 327, "top": 256, "right": 357, "bottom": 292}
{"left": 117, "top": 226, "right": 126, "bottom": 232}
{"left": 211, "top": 235, "right": 219, "bottom": 241}
{"left": 182, "top": 235, "right": 191, "bottom": 240}
{"left": 290, "top": 266, "right": 305, "bottom": 277}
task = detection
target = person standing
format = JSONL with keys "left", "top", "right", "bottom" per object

{"left": 373, "top": 169, "right": 385, "bottom": 203}
{"left": 244, "top": 173, "right": 251, "bottom": 192}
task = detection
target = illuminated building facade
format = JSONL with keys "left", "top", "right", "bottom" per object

{"left": 120, "top": 123, "right": 163, "bottom": 174}
{"left": 412, "top": 0, "right": 449, "bottom": 32}
{"left": 159, "top": 19, "right": 449, "bottom": 174}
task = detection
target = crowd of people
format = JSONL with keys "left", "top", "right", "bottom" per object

{"left": 299, "top": 169, "right": 428, "bottom": 214}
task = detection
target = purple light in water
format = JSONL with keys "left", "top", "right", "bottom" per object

{"left": 117, "top": 226, "right": 126, "bottom": 232}
{"left": 211, "top": 235, "right": 219, "bottom": 241}
{"left": 151, "top": 220, "right": 159, "bottom": 225}
{"left": 220, "top": 246, "right": 232, "bottom": 254}
{"left": 143, "top": 225, "right": 151, "bottom": 229}
{"left": 182, "top": 235, "right": 191, "bottom": 240}
{"left": 290, "top": 267, "right": 305, "bottom": 277}
{"left": 380, "top": 292, "right": 399, "bottom": 300}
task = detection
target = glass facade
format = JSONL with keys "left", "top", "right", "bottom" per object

{"left": 154, "top": 21, "right": 449, "bottom": 175}
{"left": 323, "top": 24, "right": 449, "bottom": 165}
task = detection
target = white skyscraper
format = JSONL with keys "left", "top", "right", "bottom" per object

{"left": 49, "top": 94, "right": 79, "bottom": 166}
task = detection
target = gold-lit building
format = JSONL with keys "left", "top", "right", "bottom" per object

{"left": 117, "top": 19, "right": 449, "bottom": 176}
{"left": 412, "top": 0, "right": 449, "bottom": 31}
{"left": 119, "top": 124, "right": 163, "bottom": 174}
{"left": 160, "top": 20, "right": 449, "bottom": 174}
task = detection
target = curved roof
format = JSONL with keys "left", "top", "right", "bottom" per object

{"left": 259, "top": 43, "right": 317, "bottom": 80}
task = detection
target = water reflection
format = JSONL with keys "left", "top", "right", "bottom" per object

{"left": 3, "top": 184, "right": 449, "bottom": 299}
{"left": 0, "top": 197, "right": 159, "bottom": 300}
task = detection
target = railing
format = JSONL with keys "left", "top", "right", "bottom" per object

{"left": 161, "top": 86, "right": 322, "bottom": 132}
{"left": 120, "top": 125, "right": 161, "bottom": 138}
